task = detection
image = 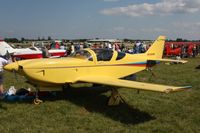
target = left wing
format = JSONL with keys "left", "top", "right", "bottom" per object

{"left": 77, "top": 76, "right": 191, "bottom": 93}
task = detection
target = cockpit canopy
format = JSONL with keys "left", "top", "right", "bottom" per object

{"left": 71, "top": 50, "right": 93, "bottom": 61}
{"left": 93, "top": 49, "right": 113, "bottom": 61}
{"left": 71, "top": 48, "right": 126, "bottom": 62}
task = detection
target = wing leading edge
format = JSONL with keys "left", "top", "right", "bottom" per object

{"left": 77, "top": 76, "right": 191, "bottom": 93}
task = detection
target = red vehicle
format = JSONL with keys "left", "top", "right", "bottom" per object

{"left": 165, "top": 44, "right": 181, "bottom": 56}
{"left": 165, "top": 42, "right": 200, "bottom": 57}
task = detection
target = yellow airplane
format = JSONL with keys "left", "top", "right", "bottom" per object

{"left": 4, "top": 36, "right": 190, "bottom": 105}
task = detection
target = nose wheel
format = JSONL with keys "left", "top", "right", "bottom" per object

{"left": 33, "top": 86, "right": 43, "bottom": 105}
{"left": 34, "top": 98, "right": 43, "bottom": 105}
{"left": 108, "top": 88, "right": 125, "bottom": 106}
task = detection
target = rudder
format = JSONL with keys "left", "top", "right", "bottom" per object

{"left": 0, "top": 41, "right": 14, "bottom": 56}
{"left": 145, "top": 36, "right": 166, "bottom": 59}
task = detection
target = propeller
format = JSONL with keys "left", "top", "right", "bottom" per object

{"left": 12, "top": 61, "right": 19, "bottom": 82}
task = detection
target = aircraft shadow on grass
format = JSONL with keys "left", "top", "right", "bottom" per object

{"left": 47, "top": 86, "right": 155, "bottom": 125}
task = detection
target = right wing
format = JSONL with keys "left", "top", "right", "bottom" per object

{"left": 77, "top": 76, "right": 191, "bottom": 93}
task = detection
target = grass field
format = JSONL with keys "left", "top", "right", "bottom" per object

{"left": 1, "top": 57, "right": 200, "bottom": 133}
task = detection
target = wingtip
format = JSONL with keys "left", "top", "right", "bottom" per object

{"left": 164, "top": 86, "right": 192, "bottom": 93}
{"left": 183, "top": 86, "right": 192, "bottom": 89}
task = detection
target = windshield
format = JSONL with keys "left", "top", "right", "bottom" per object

{"left": 92, "top": 49, "right": 113, "bottom": 61}
{"left": 72, "top": 50, "right": 93, "bottom": 61}
{"left": 29, "top": 47, "right": 39, "bottom": 51}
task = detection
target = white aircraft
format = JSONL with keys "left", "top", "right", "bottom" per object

{"left": 0, "top": 40, "right": 66, "bottom": 59}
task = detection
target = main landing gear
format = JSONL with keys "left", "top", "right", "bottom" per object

{"left": 108, "top": 88, "right": 125, "bottom": 106}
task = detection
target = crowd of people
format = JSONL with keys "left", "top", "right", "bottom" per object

{"left": 46, "top": 40, "right": 150, "bottom": 57}
{"left": 60, "top": 41, "right": 200, "bottom": 58}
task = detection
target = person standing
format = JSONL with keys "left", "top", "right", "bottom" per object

{"left": 41, "top": 46, "right": 51, "bottom": 58}
{"left": 71, "top": 43, "right": 75, "bottom": 54}
{"left": 0, "top": 56, "right": 8, "bottom": 94}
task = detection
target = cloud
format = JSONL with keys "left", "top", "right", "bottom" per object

{"left": 100, "top": 0, "right": 200, "bottom": 17}
{"left": 172, "top": 22, "right": 200, "bottom": 30}
{"left": 163, "top": 21, "right": 200, "bottom": 39}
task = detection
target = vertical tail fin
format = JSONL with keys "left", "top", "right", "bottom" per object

{"left": 0, "top": 41, "right": 15, "bottom": 56}
{"left": 145, "top": 36, "right": 166, "bottom": 59}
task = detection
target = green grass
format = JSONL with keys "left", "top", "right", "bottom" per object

{"left": 1, "top": 57, "right": 200, "bottom": 133}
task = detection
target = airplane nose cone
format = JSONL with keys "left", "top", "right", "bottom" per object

{"left": 4, "top": 62, "right": 19, "bottom": 72}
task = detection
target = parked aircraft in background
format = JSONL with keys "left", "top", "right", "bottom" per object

{"left": 4, "top": 36, "right": 190, "bottom": 105}
{"left": 0, "top": 40, "right": 66, "bottom": 59}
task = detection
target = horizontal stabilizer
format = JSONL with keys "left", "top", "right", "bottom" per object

{"left": 77, "top": 76, "right": 191, "bottom": 93}
{"left": 150, "top": 58, "right": 188, "bottom": 64}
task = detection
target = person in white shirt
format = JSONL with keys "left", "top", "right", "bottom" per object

{"left": 0, "top": 56, "right": 8, "bottom": 94}
{"left": 108, "top": 43, "right": 112, "bottom": 49}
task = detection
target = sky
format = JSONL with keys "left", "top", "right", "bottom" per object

{"left": 0, "top": 0, "right": 200, "bottom": 40}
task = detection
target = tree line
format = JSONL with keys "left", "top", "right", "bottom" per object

{"left": 3, "top": 37, "right": 200, "bottom": 43}
{"left": 4, "top": 36, "right": 52, "bottom": 43}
